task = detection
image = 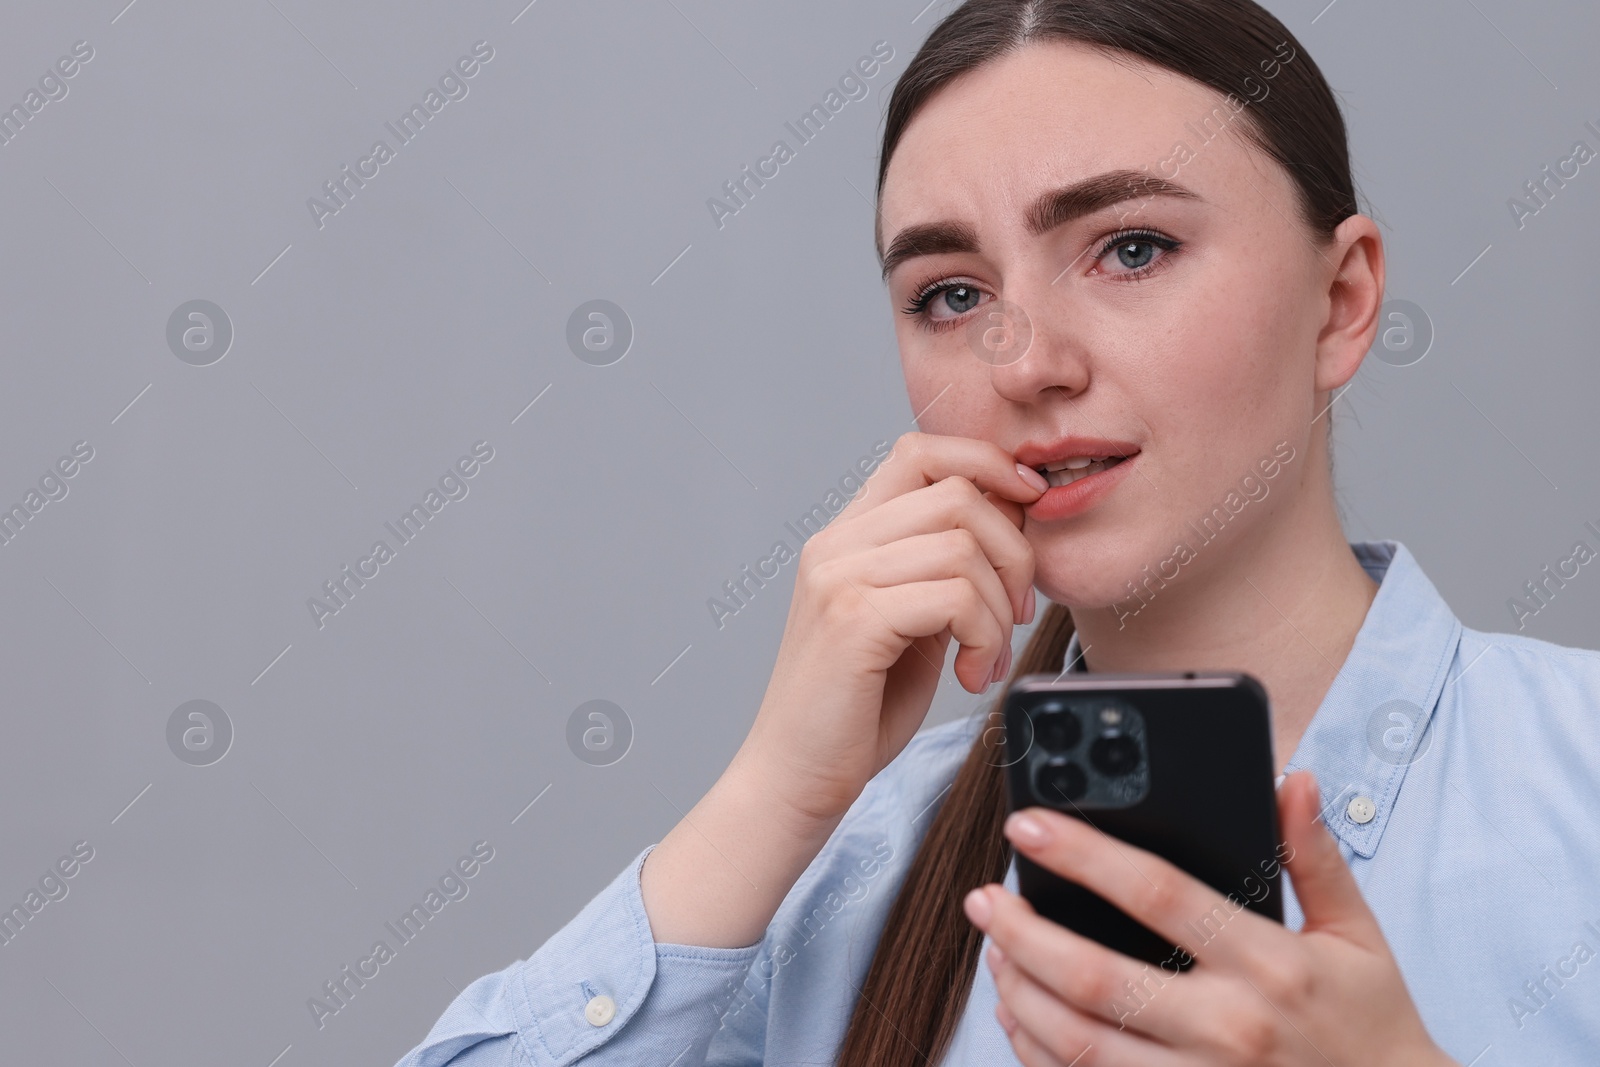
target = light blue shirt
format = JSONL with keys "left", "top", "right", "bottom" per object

{"left": 394, "top": 540, "right": 1600, "bottom": 1066}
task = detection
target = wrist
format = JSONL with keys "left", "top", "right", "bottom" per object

{"left": 640, "top": 746, "right": 848, "bottom": 948}
{"left": 725, "top": 742, "right": 851, "bottom": 841}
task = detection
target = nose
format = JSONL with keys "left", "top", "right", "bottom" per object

{"left": 982, "top": 282, "right": 1091, "bottom": 404}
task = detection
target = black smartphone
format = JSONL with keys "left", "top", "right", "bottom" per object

{"left": 1000, "top": 671, "right": 1285, "bottom": 969}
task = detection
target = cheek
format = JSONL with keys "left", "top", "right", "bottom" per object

{"left": 1158, "top": 256, "right": 1289, "bottom": 397}
{"left": 1136, "top": 248, "right": 1308, "bottom": 474}
{"left": 896, "top": 335, "right": 1005, "bottom": 437}
{"left": 1022, "top": 263, "right": 1310, "bottom": 608}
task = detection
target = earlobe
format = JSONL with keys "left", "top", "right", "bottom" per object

{"left": 1313, "top": 214, "right": 1385, "bottom": 393}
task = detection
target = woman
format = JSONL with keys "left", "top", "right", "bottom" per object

{"left": 398, "top": 1, "right": 1600, "bottom": 1064}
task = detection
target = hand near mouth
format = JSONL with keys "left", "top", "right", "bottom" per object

{"left": 742, "top": 430, "right": 1047, "bottom": 826}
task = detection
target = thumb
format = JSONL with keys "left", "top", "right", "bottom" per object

{"left": 1279, "top": 771, "right": 1382, "bottom": 944}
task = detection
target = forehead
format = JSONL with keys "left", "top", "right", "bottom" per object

{"left": 879, "top": 40, "right": 1245, "bottom": 242}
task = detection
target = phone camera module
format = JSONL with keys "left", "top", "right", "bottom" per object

{"left": 1010, "top": 692, "right": 1148, "bottom": 810}
{"left": 1089, "top": 733, "right": 1141, "bottom": 777}
{"left": 1032, "top": 705, "right": 1082, "bottom": 753}
{"left": 1034, "top": 757, "right": 1088, "bottom": 803}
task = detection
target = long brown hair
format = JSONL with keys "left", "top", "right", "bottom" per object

{"left": 838, "top": 2, "right": 1358, "bottom": 1063}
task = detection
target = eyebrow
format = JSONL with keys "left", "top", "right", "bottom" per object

{"left": 878, "top": 168, "right": 1203, "bottom": 281}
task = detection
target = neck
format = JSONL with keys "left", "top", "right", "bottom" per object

{"left": 1069, "top": 465, "right": 1379, "bottom": 775}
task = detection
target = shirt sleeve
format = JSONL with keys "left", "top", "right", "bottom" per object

{"left": 390, "top": 843, "right": 769, "bottom": 1067}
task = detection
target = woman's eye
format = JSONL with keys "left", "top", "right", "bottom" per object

{"left": 930, "top": 284, "right": 984, "bottom": 319}
{"left": 901, "top": 280, "right": 991, "bottom": 329}
{"left": 1111, "top": 240, "right": 1156, "bottom": 270}
{"left": 1092, "top": 232, "right": 1179, "bottom": 278}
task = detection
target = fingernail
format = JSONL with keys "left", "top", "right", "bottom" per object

{"left": 1023, "top": 586, "right": 1036, "bottom": 625}
{"left": 986, "top": 942, "right": 1006, "bottom": 969}
{"left": 963, "top": 887, "right": 993, "bottom": 927}
{"left": 1015, "top": 463, "right": 1049, "bottom": 493}
{"left": 999, "top": 645, "right": 1013, "bottom": 681}
{"left": 995, "top": 1000, "right": 1018, "bottom": 1033}
{"left": 1004, "top": 811, "right": 1050, "bottom": 847}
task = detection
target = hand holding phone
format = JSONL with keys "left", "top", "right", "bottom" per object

{"left": 1001, "top": 670, "right": 1285, "bottom": 968}
{"left": 973, "top": 688, "right": 1452, "bottom": 1066}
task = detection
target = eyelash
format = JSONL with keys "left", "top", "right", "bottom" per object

{"left": 899, "top": 228, "right": 1183, "bottom": 332}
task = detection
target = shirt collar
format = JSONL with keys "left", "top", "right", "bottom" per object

{"left": 1057, "top": 540, "right": 1462, "bottom": 858}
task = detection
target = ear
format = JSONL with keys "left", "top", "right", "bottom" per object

{"left": 1312, "top": 214, "right": 1385, "bottom": 394}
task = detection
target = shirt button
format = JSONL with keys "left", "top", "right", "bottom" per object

{"left": 584, "top": 994, "right": 616, "bottom": 1027}
{"left": 1345, "top": 795, "right": 1376, "bottom": 824}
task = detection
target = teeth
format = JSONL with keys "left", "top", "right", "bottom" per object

{"left": 1040, "top": 455, "right": 1126, "bottom": 487}
{"left": 1043, "top": 456, "right": 1101, "bottom": 472}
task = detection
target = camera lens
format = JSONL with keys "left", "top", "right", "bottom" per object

{"left": 1089, "top": 733, "right": 1141, "bottom": 776}
{"left": 1032, "top": 707, "right": 1081, "bottom": 753}
{"left": 1034, "top": 757, "right": 1087, "bottom": 803}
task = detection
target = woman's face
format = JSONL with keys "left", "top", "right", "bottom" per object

{"left": 879, "top": 40, "right": 1356, "bottom": 611}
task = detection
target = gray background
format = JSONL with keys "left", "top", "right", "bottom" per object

{"left": 0, "top": 0, "right": 1595, "bottom": 1064}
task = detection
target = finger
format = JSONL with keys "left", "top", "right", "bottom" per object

{"left": 851, "top": 530, "right": 1015, "bottom": 677}
{"left": 1279, "top": 771, "right": 1383, "bottom": 944}
{"left": 990, "top": 947, "right": 1186, "bottom": 1067}
{"left": 1008, "top": 1026, "right": 1073, "bottom": 1067}
{"left": 836, "top": 431, "right": 1047, "bottom": 526}
{"left": 974, "top": 885, "right": 1209, "bottom": 1046}
{"left": 1002, "top": 806, "right": 1286, "bottom": 972}
{"left": 982, "top": 489, "right": 1027, "bottom": 535}
{"left": 860, "top": 578, "right": 1005, "bottom": 693}
{"left": 836, "top": 475, "right": 1036, "bottom": 622}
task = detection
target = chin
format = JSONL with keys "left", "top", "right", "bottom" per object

{"left": 1027, "top": 526, "right": 1167, "bottom": 612}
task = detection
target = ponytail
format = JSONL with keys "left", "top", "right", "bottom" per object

{"left": 835, "top": 603, "right": 1076, "bottom": 1065}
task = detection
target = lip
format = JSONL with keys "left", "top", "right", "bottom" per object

{"left": 1013, "top": 435, "right": 1142, "bottom": 470}
{"left": 1016, "top": 439, "right": 1142, "bottom": 522}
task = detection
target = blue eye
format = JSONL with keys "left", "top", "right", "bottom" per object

{"left": 898, "top": 227, "right": 1181, "bottom": 334}
{"left": 1094, "top": 229, "right": 1180, "bottom": 278}
{"left": 1114, "top": 241, "right": 1155, "bottom": 269}
{"left": 932, "top": 284, "right": 982, "bottom": 316}
{"left": 901, "top": 278, "right": 990, "bottom": 331}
